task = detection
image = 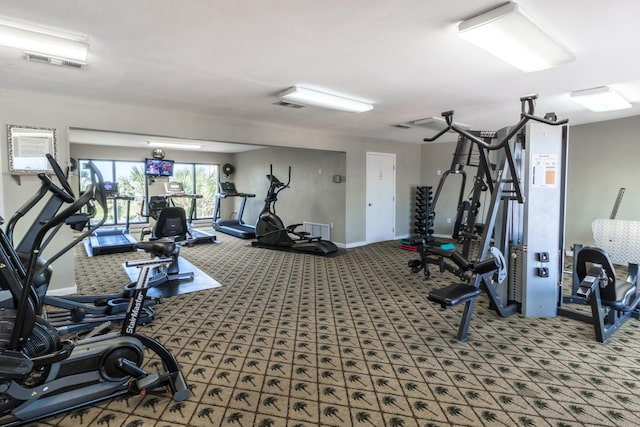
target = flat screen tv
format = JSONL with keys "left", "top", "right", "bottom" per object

{"left": 145, "top": 158, "right": 174, "bottom": 176}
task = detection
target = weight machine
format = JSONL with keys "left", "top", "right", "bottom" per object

{"left": 409, "top": 95, "right": 569, "bottom": 341}
{"left": 558, "top": 188, "right": 640, "bottom": 343}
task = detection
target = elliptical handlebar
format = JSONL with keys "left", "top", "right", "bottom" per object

{"left": 41, "top": 161, "right": 106, "bottom": 270}
{"left": 37, "top": 173, "right": 75, "bottom": 203}
{"left": 46, "top": 153, "right": 75, "bottom": 199}
{"left": 265, "top": 165, "right": 292, "bottom": 207}
{"left": 11, "top": 160, "right": 105, "bottom": 349}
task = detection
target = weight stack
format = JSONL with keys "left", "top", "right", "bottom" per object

{"left": 414, "top": 186, "right": 434, "bottom": 240}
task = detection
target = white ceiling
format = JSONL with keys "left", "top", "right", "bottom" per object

{"left": 1, "top": 0, "right": 639, "bottom": 149}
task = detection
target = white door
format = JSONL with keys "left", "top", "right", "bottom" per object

{"left": 366, "top": 152, "right": 396, "bottom": 243}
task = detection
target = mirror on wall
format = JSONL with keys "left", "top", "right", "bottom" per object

{"left": 7, "top": 125, "right": 57, "bottom": 174}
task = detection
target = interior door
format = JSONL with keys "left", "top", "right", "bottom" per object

{"left": 366, "top": 152, "right": 396, "bottom": 243}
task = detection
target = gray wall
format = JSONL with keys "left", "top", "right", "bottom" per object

{"left": 233, "top": 146, "right": 347, "bottom": 243}
{"left": 566, "top": 116, "right": 640, "bottom": 246}
{"left": 420, "top": 116, "right": 640, "bottom": 249}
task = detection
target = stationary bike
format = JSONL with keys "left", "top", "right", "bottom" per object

{"left": 0, "top": 158, "right": 189, "bottom": 426}
{"left": 252, "top": 165, "right": 338, "bottom": 255}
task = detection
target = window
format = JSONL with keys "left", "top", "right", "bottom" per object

{"left": 171, "top": 163, "right": 219, "bottom": 219}
{"left": 79, "top": 159, "right": 147, "bottom": 226}
{"left": 79, "top": 159, "right": 219, "bottom": 225}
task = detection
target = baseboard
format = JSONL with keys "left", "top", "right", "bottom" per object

{"left": 46, "top": 284, "right": 77, "bottom": 296}
{"left": 395, "top": 234, "right": 411, "bottom": 240}
{"left": 347, "top": 241, "right": 368, "bottom": 249}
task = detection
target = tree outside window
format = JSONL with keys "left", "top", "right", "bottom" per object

{"left": 79, "top": 159, "right": 218, "bottom": 227}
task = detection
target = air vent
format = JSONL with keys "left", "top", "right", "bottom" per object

{"left": 412, "top": 117, "right": 470, "bottom": 132}
{"left": 24, "top": 52, "right": 84, "bottom": 68}
{"left": 274, "top": 100, "right": 306, "bottom": 109}
{"left": 391, "top": 124, "right": 412, "bottom": 129}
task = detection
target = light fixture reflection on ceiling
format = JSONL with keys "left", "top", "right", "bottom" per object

{"left": 147, "top": 141, "right": 203, "bottom": 150}
{"left": 0, "top": 19, "right": 88, "bottom": 66}
{"left": 457, "top": 2, "right": 574, "bottom": 72}
{"left": 570, "top": 86, "right": 632, "bottom": 112}
{"left": 278, "top": 86, "right": 373, "bottom": 113}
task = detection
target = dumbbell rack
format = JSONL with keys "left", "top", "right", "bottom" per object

{"left": 414, "top": 185, "right": 434, "bottom": 240}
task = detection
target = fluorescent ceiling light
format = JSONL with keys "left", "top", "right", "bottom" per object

{"left": 570, "top": 86, "right": 632, "bottom": 112}
{"left": 458, "top": 2, "right": 574, "bottom": 72}
{"left": 278, "top": 86, "right": 373, "bottom": 113}
{"left": 0, "top": 19, "right": 88, "bottom": 65}
{"left": 148, "top": 141, "right": 202, "bottom": 150}
{"left": 412, "top": 116, "right": 470, "bottom": 132}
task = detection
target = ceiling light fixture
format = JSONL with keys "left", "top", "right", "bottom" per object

{"left": 278, "top": 86, "right": 373, "bottom": 113}
{"left": 457, "top": 2, "right": 574, "bottom": 72}
{"left": 147, "top": 141, "right": 203, "bottom": 150}
{"left": 570, "top": 86, "right": 632, "bottom": 112}
{"left": 0, "top": 19, "right": 88, "bottom": 66}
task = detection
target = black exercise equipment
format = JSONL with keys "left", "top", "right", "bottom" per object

{"left": 85, "top": 182, "right": 137, "bottom": 256}
{"left": 213, "top": 181, "right": 256, "bottom": 239}
{"left": 559, "top": 245, "right": 640, "bottom": 343}
{"left": 0, "top": 157, "right": 155, "bottom": 331}
{"left": 410, "top": 245, "right": 504, "bottom": 308}
{"left": 162, "top": 181, "right": 216, "bottom": 244}
{"left": 252, "top": 166, "right": 338, "bottom": 255}
{"left": 139, "top": 196, "right": 195, "bottom": 284}
{"left": 0, "top": 159, "right": 189, "bottom": 426}
{"left": 431, "top": 136, "right": 472, "bottom": 240}
{"left": 140, "top": 196, "right": 190, "bottom": 243}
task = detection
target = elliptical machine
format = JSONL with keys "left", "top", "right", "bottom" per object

{"left": 252, "top": 165, "right": 338, "bottom": 255}
{"left": 0, "top": 157, "right": 189, "bottom": 426}
{"left": 1, "top": 156, "right": 158, "bottom": 330}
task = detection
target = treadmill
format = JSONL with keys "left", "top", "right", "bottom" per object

{"left": 164, "top": 181, "right": 217, "bottom": 244}
{"left": 85, "top": 182, "right": 137, "bottom": 256}
{"left": 213, "top": 181, "right": 256, "bottom": 239}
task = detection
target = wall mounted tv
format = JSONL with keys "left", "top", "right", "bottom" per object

{"left": 145, "top": 158, "right": 174, "bottom": 176}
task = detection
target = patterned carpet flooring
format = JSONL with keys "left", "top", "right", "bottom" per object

{"left": 27, "top": 234, "right": 640, "bottom": 427}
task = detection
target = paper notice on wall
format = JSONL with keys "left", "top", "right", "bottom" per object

{"left": 15, "top": 137, "right": 50, "bottom": 157}
{"left": 531, "top": 154, "right": 557, "bottom": 188}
